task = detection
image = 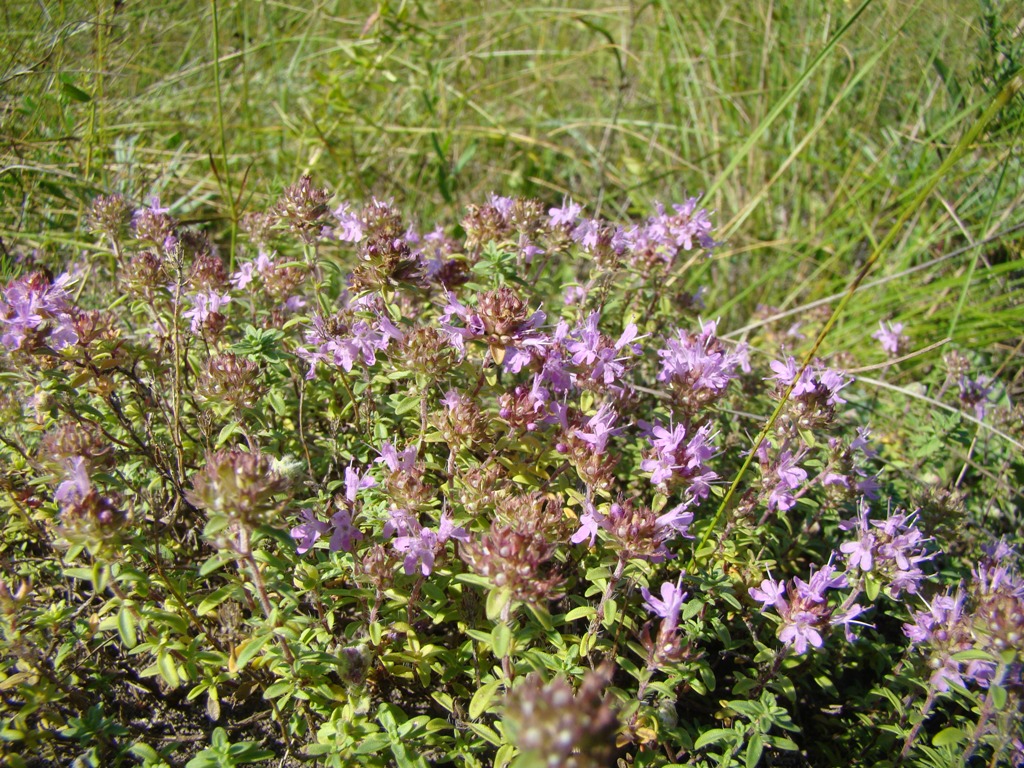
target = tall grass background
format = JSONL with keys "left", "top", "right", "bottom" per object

{"left": 2, "top": 0, "right": 1022, "bottom": 494}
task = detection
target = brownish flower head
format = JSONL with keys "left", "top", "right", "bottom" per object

{"left": 133, "top": 207, "right": 176, "bottom": 247}
{"left": 943, "top": 349, "right": 972, "bottom": 381}
{"left": 70, "top": 310, "right": 123, "bottom": 357}
{"left": 560, "top": 430, "right": 618, "bottom": 491}
{"left": 186, "top": 449, "right": 291, "bottom": 528}
{"left": 459, "top": 493, "right": 565, "bottom": 605}
{"left": 89, "top": 194, "right": 131, "bottom": 242}
{"left": 358, "top": 543, "right": 396, "bottom": 592}
{"left": 400, "top": 326, "right": 456, "bottom": 376}
{"left": 39, "top": 421, "right": 113, "bottom": 470}
{"left": 435, "top": 390, "right": 489, "bottom": 449}
{"left": 476, "top": 286, "right": 529, "bottom": 339}
{"left": 462, "top": 203, "right": 512, "bottom": 250}
{"left": 502, "top": 666, "right": 620, "bottom": 768}
{"left": 273, "top": 175, "right": 332, "bottom": 243}
{"left": 971, "top": 564, "right": 1024, "bottom": 654}
{"left": 120, "top": 250, "right": 165, "bottom": 297}
{"left": 241, "top": 210, "right": 275, "bottom": 248}
{"left": 197, "top": 353, "right": 266, "bottom": 411}
{"left": 454, "top": 463, "right": 508, "bottom": 518}
{"left": 184, "top": 233, "right": 227, "bottom": 290}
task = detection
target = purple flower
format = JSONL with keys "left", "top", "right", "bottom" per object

{"left": 291, "top": 509, "right": 331, "bottom": 555}
{"left": 570, "top": 505, "right": 603, "bottom": 547}
{"left": 1, "top": 272, "right": 78, "bottom": 351}
{"left": 548, "top": 198, "right": 582, "bottom": 228}
{"left": 564, "top": 312, "right": 641, "bottom": 387}
{"left": 564, "top": 285, "right": 587, "bottom": 305}
{"left": 330, "top": 202, "right": 365, "bottom": 242}
{"left": 183, "top": 290, "right": 231, "bottom": 333}
{"left": 750, "top": 558, "right": 855, "bottom": 655}
{"left": 839, "top": 500, "right": 932, "bottom": 597}
{"left": 655, "top": 319, "right": 744, "bottom": 408}
{"left": 392, "top": 513, "right": 468, "bottom": 576}
{"left": 383, "top": 507, "right": 417, "bottom": 539}
{"left": 640, "top": 421, "right": 717, "bottom": 496}
{"left": 654, "top": 503, "right": 695, "bottom": 539}
{"left": 768, "top": 356, "right": 850, "bottom": 406}
{"left": 394, "top": 526, "right": 438, "bottom": 576}
{"left": 623, "top": 198, "right": 717, "bottom": 265}
{"left": 958, "top": 374, "right": 995, "bottom": 421}
{"left": 230, "top": 262, "right": 256, "bottom": 290}
{"left": 778, "top": 611, "right": 824, "bottom": 655}
{"left": 438, "top": 512, "right": 470, "bottom": 544}
{"left": 329, "top": 507, "right": 363, "bottom": 553}
{"left": 572, "top": 403, "right": 621, "bottom": 454}
{"left": 570, "top": 218, "right": 602, "bottom": 251}
{"left": 793, "top": 560, "right": 847, "bottom": 603}
{"left": 749, "top": 577, "right": 786, "bottom": 611}
{"left": 377, "top": 441, "right": 418, "bottom": 473}
{"left": 766, "top": 451, "right": 807, "bottom": 512}
{"left": 344, "top": 465, "right": 377, "bottom": 503}
{"left": 872, "top": 321, "right": 908, "bottom": 357}
{"left": 641, "top": 578, "right": 688, "bottom": 629}
{"left": 55, "top": 457, "right": 91, "bottom": 508}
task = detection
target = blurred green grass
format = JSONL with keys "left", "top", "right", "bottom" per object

{"left": 1, "top": 0, "right": 1022, "bottom": 383}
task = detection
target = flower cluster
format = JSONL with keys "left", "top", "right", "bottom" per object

{"left": 904, "top": 544, "right": 1024, "bottom": 691}
{"left": 296, "top": 302, "right": 403, "bottom": 379}
{"left": 1, "top": 272, "right": 79, "bottom": 352}
{"left": 749, "top": 560, "right": 864, "bottom": 654}
{"left": 839, "top": 500, "right": 932, "bottom": 597}
{"left": 440, "top": 286, "right": 546, "bottom": 367}
{"left": 639, "top": 420, "right": 717, "bottom": 496}
{"left": 768, "top": 356, "right": 851, "bottom": 431}
{"left": 571, "top": 497, "right": 694, "bottom": 562}
{"left": 460, "top": 493, "right": 566, "bottom": 604}
{"left": 502, "top": 666, "right": 620, "bottom": 768}
{"left": 872, "top": 320, "right": 909, "bottom": 357}
{"left": 291, "top": 466, "right": 376, "bottom": 554}
{"left": 655, "top": 319, "right": 748, "bottom": 414}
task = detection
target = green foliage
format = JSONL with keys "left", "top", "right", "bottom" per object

{"left": 1, "top": 0, "right": 1023, "bottom": 765}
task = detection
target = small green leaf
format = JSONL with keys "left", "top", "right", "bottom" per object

{"left": 990, "top": 684, "right": 1008, "bottom": 710}
{"left": 770, "top": 736, "right": 800, "bottom": 751}
{"left": 216, "top": 421, "right": 243, "bottom": 448}
{"left": 932, "top": 727, "right": 966, "bottom": 747}
{"left": 157, "top": 652, "right": 180, "bottom": 688}
{"left": 469, "top": 679, "right": 503, "bottom": 720}
{"left": 745, "top": 733, "right": 763, "bottom": 768}
{"left": 197, "top": 585, "right": 239, "bottom": 616}
{"left": 60, "top": 75, "right": 91, "bottom": 102}
{"left": 263, "top": 681, "right": 292, "bottom": 699}
{"left": 491, "top": 622, "right": 512, "bottom": 658}
{"left": 565, "top": 606, "right": 596, "bottom": 622}
{"left": 117, "top": 606, "right": 137, "bottom": 649}
{"left": 864, "top": 575, "right": 881, "bottom": 601}
{"left": 465, "top": 721, "right": 502, "bottom": 747}
{"left": 486, "top": 587, "right": 512, "bottom": 621}
{"left": 602, "top": 599, "right": 617, "bottom": 629}
{"left": 235, "top": 633, "right": 273, "bottom": 670}
{"left": 694, "top": 727, "right": 738, "bottom": 750}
